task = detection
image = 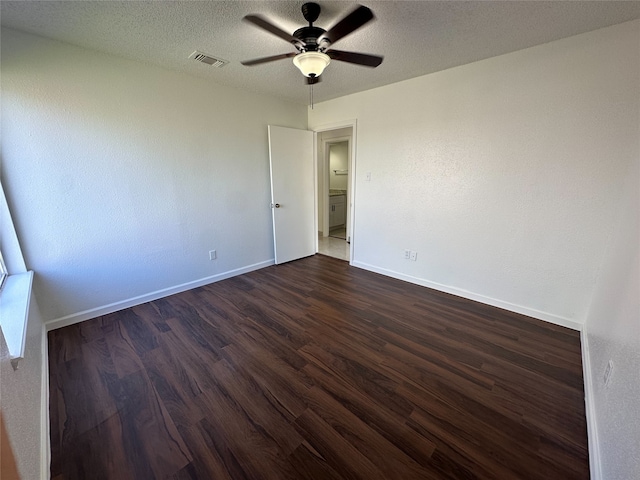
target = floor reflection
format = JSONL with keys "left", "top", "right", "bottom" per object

{"left": 318, "top": 234, "right": 349, "bottom": 261}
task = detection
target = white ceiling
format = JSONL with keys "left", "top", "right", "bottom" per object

{"left": 2, "top": 1, "right": 639, "bottom": 105}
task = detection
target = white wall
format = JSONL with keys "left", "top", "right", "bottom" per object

{"left": 583, "top": 153, "right": 639, "bottom": 479}
{"left": 0, "top": 300, "right": 46, "bottom": 479}
{"left": 309, "top": 20, "right": 639, "bottom": 329}
{"left": 1, "top": 28, "right": 307, "bottom": 324}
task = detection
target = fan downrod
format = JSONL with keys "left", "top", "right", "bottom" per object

{"left": 301, "top": 2, "right": 321, "bottom": 25}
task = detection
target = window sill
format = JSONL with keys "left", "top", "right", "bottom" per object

{"left": 0, "top": 271, "right": 34, "bottom": 370}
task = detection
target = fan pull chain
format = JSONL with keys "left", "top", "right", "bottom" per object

{"left": 310, "top": 83, "right": 314, "bottom": 109}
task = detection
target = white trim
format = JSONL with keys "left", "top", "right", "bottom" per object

{"left": 41, "top": 319, "right": 51, "bottom": 479}
{"left": 581, "top": 328, "right": 602, "bottom": 480}
{"left": 312, "top": 119, "right": 358, "bottom": 134}
{"left": 0, "top": 271, "right": 34, "bottom": 366}
{"left": 46, "top": 259, "right": 274, "bottom": 331}
{"left": 352, "top": 260, "right": 582, "bottom": 330}
{"left": 0, "top": 181, "right": 27, "bottom": 273}
{"left": 313, "top": 131, "right": 319, "bottom": 253}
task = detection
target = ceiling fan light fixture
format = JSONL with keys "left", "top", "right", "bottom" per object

{"left": 293, "top": 51, "right": 330, "bottom": 78}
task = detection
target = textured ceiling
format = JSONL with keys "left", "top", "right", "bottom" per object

{"left": 2, "top": 1, "right": 639, "bottom": 105}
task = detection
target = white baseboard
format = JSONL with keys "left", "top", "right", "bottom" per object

{"left": 581, "top": 329, "right": 602, "bottom": 480}
{"left": 45, "top": 259, "right": 275, "bottom": 331}
{"left": 40, "top": 320, "right": 50, "bottom": 479}
{"left": 351, "top": 261, "right": 582, "bottom": 331}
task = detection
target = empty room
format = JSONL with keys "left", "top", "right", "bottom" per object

{"left": 0, "top": 1, "right": 638, "bottom": 479}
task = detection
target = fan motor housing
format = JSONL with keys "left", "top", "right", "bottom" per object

{"left": 301, "top": 3, "right": 321, "bottom": 23}
{"left": 293, "top": 26, "right": 327, "bottom": 51}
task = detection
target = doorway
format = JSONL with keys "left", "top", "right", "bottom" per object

{"left": 328, "top": 141, "right": 349, "bottom": 240}
{"left": 315, "top": 125, "right": 354, "bottom": 262}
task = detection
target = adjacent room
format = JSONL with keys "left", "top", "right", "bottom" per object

{"left": 1, "top": 1, "right": 638, "bottom": 479}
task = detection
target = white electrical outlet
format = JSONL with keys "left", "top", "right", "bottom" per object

{"left": 366, "top": 172, "right": 372, "bottom": 182}
{"left": 603, "top": 359, "right": 614, "bottom": 386}
{"left": 410, "top": 251, "right": 418, "bottom": 261}
{"left": 209, "top": 250, "right": 217, "bottom": 260}
{"left": 404, "top": 250, "right": 411, "bottom": 259}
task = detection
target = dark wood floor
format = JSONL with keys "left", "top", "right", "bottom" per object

{"left": 49, "top": 254, "right": 589, "bottom": 479}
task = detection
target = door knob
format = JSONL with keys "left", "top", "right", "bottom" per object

{"left": 272, "top": 203, "right": 281, "bottom": 208}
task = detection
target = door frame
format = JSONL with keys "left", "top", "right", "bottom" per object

{"left": 313, "top": 119, "right": 357, "bottom": 264}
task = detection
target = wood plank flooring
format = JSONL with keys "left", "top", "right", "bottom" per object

{"left": 48, "top": 254, "right": 589, "bottom": 479}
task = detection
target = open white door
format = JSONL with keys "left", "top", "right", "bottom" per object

{"left": 268, "top": 125, "right": 315, "bottom": 264}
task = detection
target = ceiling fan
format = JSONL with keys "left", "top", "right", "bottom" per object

{"left": 241, "top": 2, "right": 383, "bottom": 85}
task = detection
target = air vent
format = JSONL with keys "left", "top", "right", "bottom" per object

{"left": 189, "top": 51, "right": 228, "bottom": 68}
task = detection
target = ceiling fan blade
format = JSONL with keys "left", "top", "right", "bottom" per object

{"left": 244, "top": 15, "right": 303, "bottom": 47}
{"left": 327, "top": 49, "right": 383, "bottom": 67}
{"left": 306, "top": 75, "right": 322, "bottom": 85}
{"left": 320, "top": 5, "right": 374, "bottom": 45}
{"left": 241, "top": 52, "right": 296, "bottom": 66}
